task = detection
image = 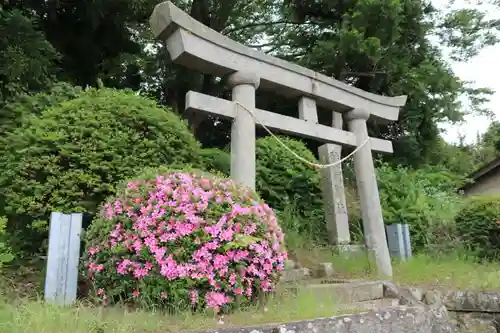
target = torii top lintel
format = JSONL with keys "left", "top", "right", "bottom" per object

{"left": 149, "top": 1, "right": 407, "bottom": 122}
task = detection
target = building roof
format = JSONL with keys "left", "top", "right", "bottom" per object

{"left": 460, "top": 156, "right": 500, "bottom": 191}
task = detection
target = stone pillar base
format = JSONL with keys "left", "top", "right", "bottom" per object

{"left": 332, "top": 244, "right": 366, "bottom": 258}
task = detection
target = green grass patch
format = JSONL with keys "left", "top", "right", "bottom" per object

{"left": 292, "top": 241, "right": 500, "bottom": 291}
{"left": 0, "top": 287, "right": 353, "bottom": 333}
{"left": 4, "top": 233, "right": 500, "bottom": 332}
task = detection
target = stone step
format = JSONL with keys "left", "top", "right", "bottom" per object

{"left": 336, "top": 298, "right": 400, "bottom": 313}
{"left": 280, "top": 268, "right": 312, "bottom": 282}
{"left": 285, "top": 280, "right": 385, "bottom": 303}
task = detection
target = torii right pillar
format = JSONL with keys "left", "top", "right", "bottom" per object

{"left": 346, "top": 108, "right": 393, "bottom": 278}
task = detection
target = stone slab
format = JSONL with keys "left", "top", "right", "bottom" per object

{"left": 336, "top": 298, "right": 400, "bottom": 313}
{"left": 150, "top": 1, "right": 407, "bottom": 122}
{"left": 185, "top": 91, "right": 394, "bottom": 153}
{"left": 449, "top": 312, "right": 498, "bottom": 333}
{"left": 188, "top": 306, "right": 459, "bottom": 333}
{"left": 383, "top": 281, "right": 425, "bottom": 306}
{"left": 286, "top": 281, "right": 385, "bottom": 303}
{"left": 444, "top": 291, "right": 500, "bottom": 313}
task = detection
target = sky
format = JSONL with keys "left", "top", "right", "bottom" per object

{"left": 434, "top": 0, "right": 500, "bottom": 144}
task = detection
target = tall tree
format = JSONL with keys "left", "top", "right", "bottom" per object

{"left": 0, "top": 9, "right": 58, "bottom": 105}
{"left": 2, "top": 0, "right": 159, "bottom": 88}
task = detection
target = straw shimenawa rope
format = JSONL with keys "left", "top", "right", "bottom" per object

{"left": 234, "top": 102, "right": 370, "bottom": 169}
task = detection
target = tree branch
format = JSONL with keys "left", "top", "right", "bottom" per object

{"left": 223, "top": 20, "right": 316, "bottom": 35}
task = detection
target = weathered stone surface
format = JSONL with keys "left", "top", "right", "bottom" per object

{"left": 444, "top": 291, "right": 500, "bottom": 313}
{"left": 382, "top": 281, "right": 423, "bottom": 306}
{"left": 297, "top": 281, "right": 384, "bottom": 303}
{"left": 280, "top": 268, "right": 311, "bottom": 282}
{"left": 185, "top": 91, "right": 394, "bottom": 153}
{"left": 424, "top": 290, "right": 443, "bottom": 307}
{"left": 408, "top": 287, "right": 424, "bottom": 302}
{"left": 451, "top": 312, "right": 498, "bottom": 333}
{"left": 192, "top": 306, "right": 459, "bottom": 333}
{"left": 312, "top": 263, "right": 334, "bottom": 278}
{"left": 336, "top": 298, "right": 399, "bottom": 313}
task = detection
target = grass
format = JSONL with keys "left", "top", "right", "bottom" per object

{"left": 0, "top": 286, "right": 353, "bottom": 333}
{"left": 4, "top": 235, "right": 500, "bottom": 332}
{"left": 292, "top": 242, "right": 500, "bottom": 291}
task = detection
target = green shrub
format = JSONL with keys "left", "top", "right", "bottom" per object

{"left": 82, "top": 169, "right": 287, "bottom": 312}
{"left": 255, "top": 136, "right": 325, "bottom": 240}
{"left": 455, "top": 196, "right": 500, "bottom": 260}
{"left": 375, "top": 163, "right": 464, "bottom": 252}
{"left": 200, "top": 148, "right": 230, "bottom": 175}
{"left": 0, "top": 87, "right": 201, "bottom": 253}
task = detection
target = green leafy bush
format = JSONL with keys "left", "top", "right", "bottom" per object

{"left": 255, "top": 136, "right": 325, "bottom": 240}
{"left": 200, "top": 148, "right": 230, "bottom": 175}
{"left": 0, "top": 217, "right": 14, "bottom": 269}
{"left": 0, "top": 81, "right": 82, "bottom": 134}
{"left": 0, "top": 88, "right": 201, "bottom": 252}
{"left": 82, "top": 169, "right": 287, "bottom": 312}
{"left": 375, "top": 163, "right": 464, "bottom": 252}
{"left": 455, "top": 196, "right": 500, "bottom": 260}
{"left": 198, "top": 138, "right": 326, "bottom": 240}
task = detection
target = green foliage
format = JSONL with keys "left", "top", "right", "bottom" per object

{"left": 277, "top": 0, "right": 497, "bottom": 167}
{"left": 200, "top": 148, "right": 230, "bottom": 175}
{"left": 255, "top": 136, "right": 325, "bottom": 240}
{"left": 0, "top": 81, "right": 82, "bottom": 134}
{"left": 0, "top": 10, "right": 59, "bottom": 103}
{"left": 455, "top": 196, "right": 500, "bottom": 260}
{"left": 82, "top": 169, "right": 286, "bottom": 312}
{"left": 376, "top": 163, "right": 464, "bottom": 251}
{"left": 0, "top": 88, "right": 201, "bottom": 252}
{"left": 473, "top": 121, "right": 500, "bottom": 167}
{"left": 0, "top": 216, "right": 14, "bottom": 269}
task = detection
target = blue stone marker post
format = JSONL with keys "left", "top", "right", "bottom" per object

{"left": 44, "top": 212, "right": 83, "bottom": 306}
{"left": 386, "top": 223, "right": 412, "bottom": 261}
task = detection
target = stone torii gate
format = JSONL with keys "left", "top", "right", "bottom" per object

{"left": 150, "top": 2, "right": 407, "bottom": 278}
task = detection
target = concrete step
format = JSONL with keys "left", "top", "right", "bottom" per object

{"left": 336, "top": 298, "right": 400, "bottom": 313}
{"left": 284, "top": 280, "right": 385, "bottom": 303}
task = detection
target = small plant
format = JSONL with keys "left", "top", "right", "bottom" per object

{"left": 82, "top": 170, "right": 287, "bottom": 313}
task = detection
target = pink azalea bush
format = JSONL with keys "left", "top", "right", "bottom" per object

{"left": 82, "top": 170, "right": 287, "bottom": 312}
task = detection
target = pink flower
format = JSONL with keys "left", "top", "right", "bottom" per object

{"left": 88, "top": 247, "right": 100, "bottom": 255}
{"left": 205, "top": 291, "right": 230, "bottom": 312}
{"left": 86, "top": 172, "right": 287, "bottom": 311}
